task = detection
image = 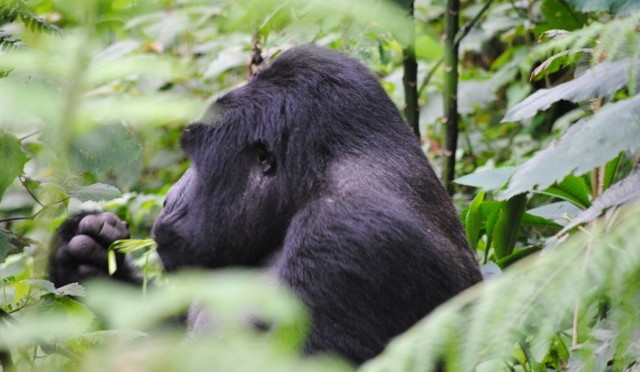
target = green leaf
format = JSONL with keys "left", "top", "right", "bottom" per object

{"left": 483, "top": 201, "right": 504, "bottom": 254}
{"left": 503, "top": 59, "right": 639, "bottom": 122}
{"left": 527, "top": 201, "right": 582, "bottom": 225}
{"left": 541, "top": 0, "right": 587, "bottom": 31}
{"left": 565, "top": 0, "right": 640, "bottom": 15}
{"left": 45, "top": 296, "right": 96, "bottom": 334}
{"left": 454, "top": 167, "right": 516, "bottom": 190}
{"left": 492, "top": 194, "right": 527, "bottom": 259}
{"left": 603, "top": 153, "right": 623, "bottom": 190}
{"left": 109, "top": 239, "right": 157, "bottom": 254}
{"left": 521, "top": 213, "right": 562, "bottom": 230}
{"left": 0, "top": 234, "right": 11, "bottom": 265}
{"left": 540, "top": 175, "right": 591, "bottom": 209}
{"left": 56, "top": 283, "right": 86, "bottom": 297}
{"left": 530, "top": 49, "right": 591, "bottom": 81}
{"left": 560, "top": 167, "right": 640, "bottom": 234}
{"left": 496, "top": 246, "right": 542, "bottom": 268}
{"left": 0, "top": 228, "right": 34, "bottom": 264}
{"left": 108, "top": 250, "right": 117, "bottom": 276}
{"left": 464, "top": 192, "right": 486, "bottom": 250}
{"left": 415, "top": 34, "right": 443, "bottom": 60}
{"left": 501, "top": 95, "right": 640, "bottom": 199}
{"left": 68, "top": 124, "right": 142, "bottom": 174}
{"left": 0, "top": 131, "right": 28, "bottom": 200}
{"left": 68, "top": 183, "right": 122, "bottom": 202}
{"left": 363, "top": 205, "right": 640, "bottom": 372}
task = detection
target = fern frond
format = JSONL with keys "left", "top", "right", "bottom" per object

{"left": 0, "top": 0, "right": 60, "bottom": 34}
{"left": 528, "top": 12, "right": 640, "bottom": 67}
{"left": 0, "top": 30, "right": 21, "bottom": 51}
{"left": 363, "top": 204, "right": 640, "bottom": 371}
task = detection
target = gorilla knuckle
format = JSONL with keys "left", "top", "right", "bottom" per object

{"left": 67, "top": 235, "right": 100, "bottom": 259}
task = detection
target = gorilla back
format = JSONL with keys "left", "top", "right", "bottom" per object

{"left": 151, "top": 45, "right": 482, "bottom": 363}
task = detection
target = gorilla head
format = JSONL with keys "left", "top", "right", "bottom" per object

{"left": 52, "top": 45, "right": 482, "bottom": 364}
{"left": 152, "top": 46, "right": 434, "bottom": 272}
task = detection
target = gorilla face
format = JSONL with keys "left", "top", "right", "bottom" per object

{"left": 152, "top": 97, "right": 296, "bottom": 272}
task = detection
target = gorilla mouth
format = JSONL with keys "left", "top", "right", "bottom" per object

{"left": 151, "top": 219, "right": 188, "bottom": 272}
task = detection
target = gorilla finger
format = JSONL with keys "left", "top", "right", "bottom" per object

{"left": 78, "top": 214, "right": 105, "bottom": 237}
{"left": 79, "top": 215, "right": 129, "bottom": 245}
{"left": 79, "top": 213, "right": 128, "bottom": 237}
{"left": 100, "top": 212, "right": 121, "bottom": 227}
{"left": 98, "top": 222, "right": 130, "bottom": 245}
{"left": 55, "top": 245, "right": 78, "bottom": 267}
{"left": 77, "top": 264, "right": 107, "bottom": 278}
{"left": 67, "top": 235, "right": 108, "bottom": 266}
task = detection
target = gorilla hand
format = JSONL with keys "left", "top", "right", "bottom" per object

{"left": 49, "top": 212, "right": 139, "bottom": 287}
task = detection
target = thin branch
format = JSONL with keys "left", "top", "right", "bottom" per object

{"left": 18, "top": 131, "right": 41, "bottom": 142}
{"left": 19, "top": 176, "right": 44, "bottom": 207}
{"left": 0, "top": 208, "right": 45, "bottom": 223}
{"left": 0, "top": 197, "right": 69, "bottom": 224}
{"left": 417, "top": 1, "right": 492, "bottom": 99}
{"left": 418, "top": 57, "right": 443, "bottom": 97}
{"left": 455, "top": 0, "right": 496, "bottom": 47}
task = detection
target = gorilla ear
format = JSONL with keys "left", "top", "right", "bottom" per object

{"left": 253, "top": 142, "right": 276, "bottom": 175}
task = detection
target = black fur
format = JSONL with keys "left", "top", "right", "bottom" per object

{"left": 50, "top": 45, "right": 482, "bottom": 364}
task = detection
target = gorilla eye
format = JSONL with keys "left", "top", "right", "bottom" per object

{"left": 254, "top": 144, "right": 276, "bottom": 175}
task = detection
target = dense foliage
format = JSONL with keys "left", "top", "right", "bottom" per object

{"left": 0, "top": 0, "right": 639, "bottom": 370}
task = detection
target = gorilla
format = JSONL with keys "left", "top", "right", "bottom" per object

{"left": 49, "top": 45, "right": 482, "bottom": 364}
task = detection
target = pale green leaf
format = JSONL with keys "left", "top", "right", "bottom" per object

{"left": 454, "top": 167, "right": 516, "bottom": 190}
{"left": 363, "top": 205, "right": 640, "bottom": 371}
{"left": 501, "top": 95, "right": 640, "bottom": 199}
{"left": 560, "top": 167, "right": 640, "bottom": 233}
{"left": 69, "top": 183, "right": 122, "bottom": 202}
{"left": 503, "top": 59, "right": 639, "bottom": 122}
{"left": 0, "top": 131, "right": 28, "bottom": 200}
{"left": 565, "top": 0, "right": 640, "bottom": 15}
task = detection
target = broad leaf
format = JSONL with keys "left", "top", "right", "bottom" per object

{"left": 565, "top": 0, "right": 640, "bottom": 15}
{"left": 603, "top": 153, "right": 623, "bottom": 190}
{"left": 542, "top": 0, "right": 587, "bottom": 31}
{"left": 0, "top": 131, "right": 28, "bottom": 200}
{"left": 464, "top": 192, "right": 486, "bottom": 250}
{"left": 501, "top": 95, "right": 640, "bottom": 199}
{"left": 363, "top": 205, "right": 640, "bottom": 371}
{"left": 531, "top": 49, "right": 591, "bottom": 81}
{"left": 69, "top": 183, "right": 122, "bottom": 202}
{"left": 527, "top": 201, "right": 582, "bottom": 226}
{"left": 56, "top": 283, "right": 86, "bottom": 297}
{"left": 68, "top": 124, "right": 141, "bottom": 174}
{"left": 540, "top": 175, "right": 591, "bottom": 209}
{"left": 560, "top": 167, "right": 640, "bottom": 234}
{"left": 503, "top": 59, "right": 638, "bottom": 122}
{"left": 454, "top": 167, "right": 516, "bottom": 190}
{"left": 521, "top": 213, "right": 562, "bottom": 230}
{"left": 492, "top": 194, "right": 527, "bottom": 260}
{"left": 0, "top": 228, "right": 35, "bottom": 265}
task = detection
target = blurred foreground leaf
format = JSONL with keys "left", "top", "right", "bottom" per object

{"left": 363, "top": 204, "right": 640, "bottom": 371}
{"left": 0, "top": 131, "right": 28, "bottom": 200}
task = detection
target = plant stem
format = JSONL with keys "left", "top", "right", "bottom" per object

{"left": 402, "top": 0, "right": 419, "bottom": 138}
{"left": 442, "top": 0, "right": 460, "bottom": 195}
